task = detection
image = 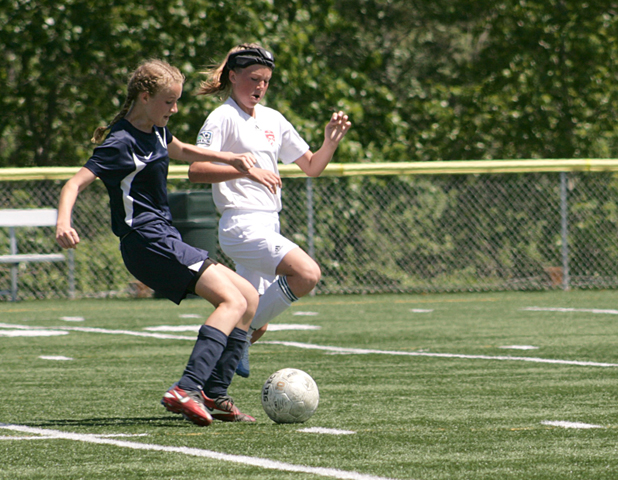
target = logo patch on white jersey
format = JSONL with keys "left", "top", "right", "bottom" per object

{"left": 197, "top": 130, "right": 213, "bottom": 146}
{"left": 265, "top": 130, "right": 276, "bottom": 146}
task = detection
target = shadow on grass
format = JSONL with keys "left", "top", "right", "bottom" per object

{"left": 26, "top": 415, "right": 188, "bottom": 429}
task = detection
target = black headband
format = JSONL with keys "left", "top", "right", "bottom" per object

{"left": 226, "top": 47, "right": 275, "bottom": 71}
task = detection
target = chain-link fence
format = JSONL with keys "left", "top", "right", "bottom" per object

{"left": 2, "top": 166, "right": 618, "bottom": 301}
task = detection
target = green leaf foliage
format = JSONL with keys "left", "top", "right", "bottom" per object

{"left": 2, "top": 1, "right": 617, "bottom": 167}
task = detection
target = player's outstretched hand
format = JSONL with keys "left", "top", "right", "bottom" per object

{"left": 325, "top": 111, "right": 352, "bottom": 145}
{"left": 227, "top": 152, "right": 257, "bottom": 174}
{"left": 56, "top": 226, "right": 80, "bottom": 249}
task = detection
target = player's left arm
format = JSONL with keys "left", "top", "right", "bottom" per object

{"left": 56, "top": 167, "right": 97, "bottom": 249}
{"left": 168, "top": 136, "right": 256, "bottom": 174}
{"left": 294, "top": 111, "right": 351, "bottom": 177}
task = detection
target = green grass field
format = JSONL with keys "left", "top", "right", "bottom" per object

{"left": 1, "top": 290, "right": 618, "bottom": 479}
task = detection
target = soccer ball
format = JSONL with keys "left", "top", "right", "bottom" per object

{"left": 261, "top": 368, "right": 319, "bottom": 423}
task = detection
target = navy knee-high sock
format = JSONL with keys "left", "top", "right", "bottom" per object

{"left": 203, "top": 327, "right": 247, "bottom": 399}
{"left": 177, "top": 325, "right": 228, "bottom": 392}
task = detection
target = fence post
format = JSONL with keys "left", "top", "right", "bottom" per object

{"left": 306, "top": 177, "right": 316, "bottom": 296}
{"left": 68, "top": 249, "right": 75, "bottom": 299}
{"left": 560, "top": 172, "right": 570, "bottom": 290}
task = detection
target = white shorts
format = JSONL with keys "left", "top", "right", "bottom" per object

{"left": 218, "top": 210, "right": 298, "bottom": 294}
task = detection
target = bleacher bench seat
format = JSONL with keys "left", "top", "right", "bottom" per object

{"left": 0, "top": 209, "right": 74, "bottom": 301}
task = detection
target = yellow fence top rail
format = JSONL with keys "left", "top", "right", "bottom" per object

{"left": 2, "top": 159, "right": 618, "bottom": 181}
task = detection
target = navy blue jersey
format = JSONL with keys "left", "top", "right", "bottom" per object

{"left": 85, "top": 119, "right": 174, "bottom": 237}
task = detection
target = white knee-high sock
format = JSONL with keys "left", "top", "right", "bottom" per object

{"left": 249, "top": 276, "right": 298, "bottom": 335}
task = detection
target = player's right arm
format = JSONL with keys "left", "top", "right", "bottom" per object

{"left": 56, "top": 167, "right": 97, "bottom": 249}
{"left": 188, "top": 161, "right": 282, "bottom": 194}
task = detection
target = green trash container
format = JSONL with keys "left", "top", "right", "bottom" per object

{"left": 168, "top": 190, "right": 219, "bottom": 260}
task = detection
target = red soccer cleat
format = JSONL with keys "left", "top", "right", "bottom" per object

{"left": 201, "top": 393, "right": 256, "bottom": 423}
{"left": 162, "top": 385, "right": 213, "bottom": 427}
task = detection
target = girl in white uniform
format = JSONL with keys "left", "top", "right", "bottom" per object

{"left": 190, "top": 44, "right": 351, "bottom": 377}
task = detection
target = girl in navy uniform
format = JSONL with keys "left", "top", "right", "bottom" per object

{"left": 56, "top": 59, "right": 259, "bottom": 426}
{"left": 188, "top": 44, "right": 351, "bottom": 378}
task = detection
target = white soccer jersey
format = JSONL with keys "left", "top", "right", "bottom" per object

{"left": 196, "top": 98, "right": 309, "bottom": 213}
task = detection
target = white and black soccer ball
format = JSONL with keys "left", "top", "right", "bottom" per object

{"left": 261, "top": 368, "right": 319, "bottom": 423}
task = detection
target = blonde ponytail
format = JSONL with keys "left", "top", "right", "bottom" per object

{"left": 91, "top": 97, "right": 132, "bottom": 143}
{"left": 91, "top": 125, "right": 110, "bottom": 144}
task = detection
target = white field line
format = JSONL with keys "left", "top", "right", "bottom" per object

{"left": 298, "top": 427, "right": 356, "bottom": 435}
{"left": 261, "top": 323, "right": 321, "bottom": 331}
{"left": 59, "top": 316, "right": 85, "bottom": 322}
{"left": 0, "top": 424, "right": 402, "bottom": 480}
{"left": 499, "top": 345, "right": 539, "bottom": 350}
{"left": 260, "top": 341, "right": 618, "bottom": 368}
{"left": 144, "top": 325, "right": 201, "bottom": 332}
{"left": 0, "top": 436, "right": 56, "bottom": 440}
{"left": 0, "top": 432, "right": 149, "bottom": 440}
{"left": 0, "top": 329, "right": 69, "bottom": 337}
{"left": 2, "top": 323, "right": 616, "bottom": 368}
{"left": 0, "top": 323, "right": 195, "bottom": 341}
{"left": 143, "top": 324, "right": 321, "bottom": 333}
{"left": 523, "top": 306, "right": 618, "bottom": 315}
{"left": 541, "top": 421, "right": 605, "bottom": 429}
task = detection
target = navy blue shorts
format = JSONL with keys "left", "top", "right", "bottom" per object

{"left": 120, "top": 221, "right": 215, "bottom": 304}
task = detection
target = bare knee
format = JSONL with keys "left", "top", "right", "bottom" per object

{"left": 304, "top": 261, "right": 321, "bottom": 288}
{"left": 287, "top": 260, "right": 321, "bottom": 298}
{"left": 219, "top": 291, "right": 249, "bottom": 320}
{"left": 245, "top": 288, "right": 259, "bottom": 320}
{"left": 277, "top": 249, "right": 321, "bottom": 298}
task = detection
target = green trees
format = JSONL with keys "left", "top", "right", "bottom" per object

{"left": 456, "top": 0, "right": 618, "bottom": 160}
{"left": 2, "top": 0, "right": 617, "bottom": 167}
